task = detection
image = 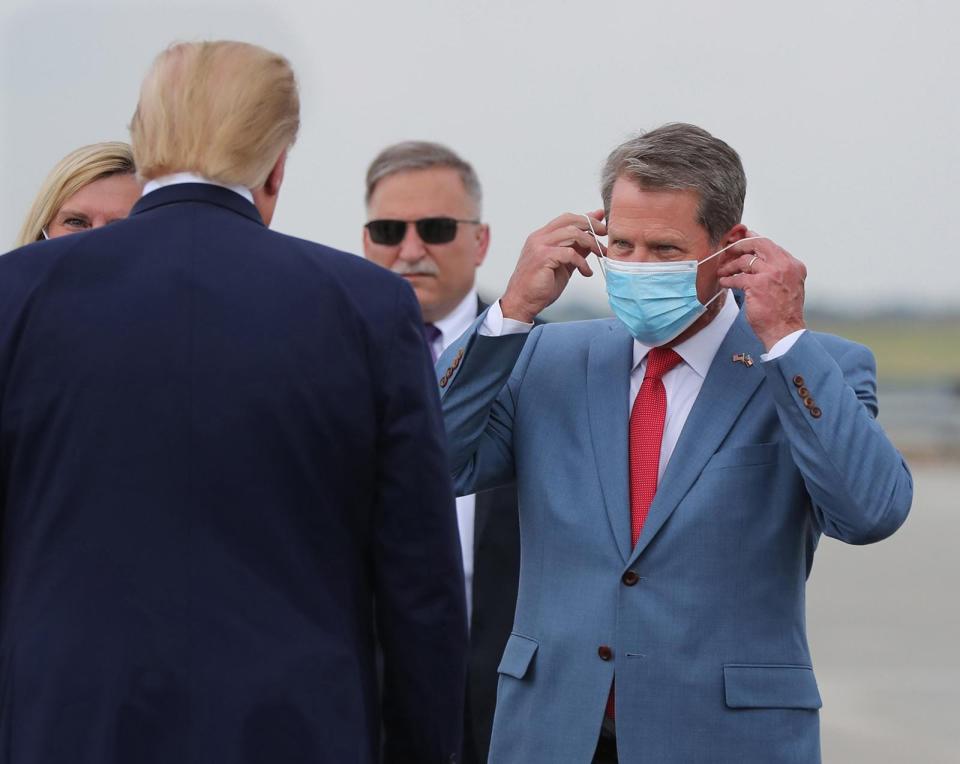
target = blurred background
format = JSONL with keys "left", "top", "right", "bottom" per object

{"left": 2, "top": 0, "right": 957, "bottom": 760}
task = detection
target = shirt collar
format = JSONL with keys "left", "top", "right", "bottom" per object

{"left": 433, "top": 288, "right": 478, "bottom": 353}
{"left": 142, "top": 172, "right": 254, "bottom": 204}
{"left": 631, "top": 289, "right": 740, "bottom": 378}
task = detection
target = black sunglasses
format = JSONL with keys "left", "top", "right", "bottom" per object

{"left": 365, "top": 217, "right": 480, "bottom": 246}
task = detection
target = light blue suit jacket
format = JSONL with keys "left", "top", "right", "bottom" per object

{"left": 436, "top": 309, "right": 912, "bottom": 763}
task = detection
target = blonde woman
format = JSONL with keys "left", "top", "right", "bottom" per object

{"left": 15, "top": 141, "right": 140, "bottom": 246}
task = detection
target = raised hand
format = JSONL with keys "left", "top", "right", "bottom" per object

{"left": 716, "top": 231, "right": 807, "bottom": 350}
{"left": 499, "top": 210, "right": 606, "bottom": 323}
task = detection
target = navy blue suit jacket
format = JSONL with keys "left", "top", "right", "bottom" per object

{"left": 0, "top": 184, "right": 467, "bottom": 763}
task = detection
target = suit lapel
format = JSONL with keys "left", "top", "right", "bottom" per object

{"left": 587, "top": 321, "right": 635, "bottom": 563}
{"left": 471, "top": 297, "right": 490, "bottom": 552}
{"left": 627, "top": 314, "right": 766, "bottom": 564}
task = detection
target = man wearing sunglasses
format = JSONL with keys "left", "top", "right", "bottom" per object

{"left": 364, "top": 142, "right": 522, "bottom": 764}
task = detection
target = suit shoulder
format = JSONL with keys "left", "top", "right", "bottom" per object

{"left": 509, "top": 318, "right": 618, "bottom": 371}
{"left": 808, "top": 330, "right": 873, "bottom": 362}
{"left": 269, "top": 231, "right": 416, "bottom": 319}
{"left": 0, "top": 236, "right": 83, "bottom": 300}
{"left": 271, "top": 232, "right": 403, "bottom": 284}
{"left": 0, "top": 235, "right": 79, "bottom": 270}
{"left": 536, "top": 317, "right": 618, "bottom": 343}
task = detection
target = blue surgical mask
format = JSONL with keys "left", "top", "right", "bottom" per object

{"left": 584, "top": 216, "right": 760, "bottom": 346}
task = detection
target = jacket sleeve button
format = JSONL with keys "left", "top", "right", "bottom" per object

{"left": 810, "top": 407, "right": 822, "bottom": 418}
{"left": 793, "top": 375, "right": 805, "bottom": 387}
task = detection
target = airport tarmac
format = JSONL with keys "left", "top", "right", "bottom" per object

{"left": 808, "top": 464, "right": 959, "bottom": 762}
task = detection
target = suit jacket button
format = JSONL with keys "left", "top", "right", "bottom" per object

{"left": 456, "top": 348, "right": 464, "bottom": 359}
{"left": 803, "top": 397, "right": 815, "bottom": 408}
{"left": 797, "top": 386, "right": 809, "bottom": 397}
{"left": 793, "top": 375, "right": 805, "bottom": 387}
{"left": 452, "top": 356, "right": 461, "bottom": 369}
{"left": 622, "top": 570, "right": 639, "bottom": 586}
{"left": 810, "top": 406, "right": 822, "bottom": 418}
{"left": 439, "top": 377, "right": 448, "bottom": 388}
{"left": 598, "top": 645, "right": 613, "bottom": 661}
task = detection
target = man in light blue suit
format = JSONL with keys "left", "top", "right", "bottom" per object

{"left": 435, "top": 123, "right": 912, "bottom": 763}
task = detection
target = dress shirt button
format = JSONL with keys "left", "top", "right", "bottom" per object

{"left": 622, "top": 570, "right": 640, "bottom": 586}
{"left": 797, "top": 386, "right": 809, "bottom": 398}
{"left": 810, "top": 407, "right": 822, "bottom": 418}
{"left": 598, "top": 645, "right": 613, "bottom": 661}
{"left": 793, "top": 375, "right": 805, "bottom": 387}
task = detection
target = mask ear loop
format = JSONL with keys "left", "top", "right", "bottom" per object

{"left": 700, "top": 235, "right": 765, "bottom": 265}
{"left": 583, "top": 215, "right": 607, "bottom": 283}
{"left": 699, "top": 234, "right": 766, "bottom": 306}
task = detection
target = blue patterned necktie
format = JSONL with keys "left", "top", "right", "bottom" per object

{"left": 422, "top": 323, "right": 442, "bottom": 363}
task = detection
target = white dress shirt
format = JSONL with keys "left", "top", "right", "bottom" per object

{"left": 142, "top": 172, "right": 254, "bottom": 204}
{"left": 629, "top": 293, "right": 739, "bottom": 478}
{"left": 433, "top": 289, "right": 480, "bottom": 627}
{"left": 481, "top": 292, "right": 804, "bottom": 479}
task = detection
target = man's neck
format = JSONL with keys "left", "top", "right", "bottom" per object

{"left": 432, "top": 289, "right": 479, "bottom": 353}
{"left": 666, "top": 288, "right": 727, "bottom": 349}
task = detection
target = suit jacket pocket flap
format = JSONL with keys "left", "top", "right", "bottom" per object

{"left": 723, "top": 664, "right": 822, "bottom": 709}
{"left": 497, "top": 633, "right": 539, "bottom": 679}
{"left": 705, "top": 442, "right": 784, "bottom": 471}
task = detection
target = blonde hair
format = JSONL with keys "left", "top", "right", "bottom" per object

{"left": 131, "top": 41, "right": 299, "bottom": 189}
{"left": 16, "top": 141, "right": 136, "bottom": 247}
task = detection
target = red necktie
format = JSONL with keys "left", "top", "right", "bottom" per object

{"left": 629, "top": 347, "right": 683, "bottom": 546}
{"left": 607, "top": 346, "right": 682, "bottom": 719}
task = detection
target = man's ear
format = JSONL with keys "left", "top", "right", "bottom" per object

{"left": 719, "top": 223, "right": 749, "bottom": 248}
{"left": 361, "top": 224, "right": 374, "bottom": 258}
{"left": 264, "top": 150, "right": 287, "bottom": 197}
{"left": 474, "top": 224, "right": 491, "bottom": 267}
{"left": 252, "top": 150, "right": 288, "bottom": 227}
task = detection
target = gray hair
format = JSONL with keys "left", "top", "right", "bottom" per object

{"left": 365, "top": 141, "right": 483, "bottom": 217}
{"left": 600, "top": 123, "right": 746, "bottom": 244}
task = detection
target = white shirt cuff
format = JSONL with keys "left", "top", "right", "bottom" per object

{"left": 479, "top": 299, "right": 535, "bottom": 337}
{"left": 761, "top": 329, "right": 807, "bottom": 362}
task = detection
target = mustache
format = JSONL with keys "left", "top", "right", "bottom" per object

{"left": 391, "top": 258, "right": 440, "bottom": 277}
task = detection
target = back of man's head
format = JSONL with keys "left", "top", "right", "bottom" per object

{"left": 131, "top": 41, "right": 299, "bottom": 190}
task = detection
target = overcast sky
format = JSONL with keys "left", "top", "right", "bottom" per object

{"left": 2, "top": 0, "right": 957, "bottom": 314}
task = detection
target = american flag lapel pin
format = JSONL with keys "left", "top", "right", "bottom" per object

{"left": 732, "top": 353, "right": 754, "bottom": 367}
